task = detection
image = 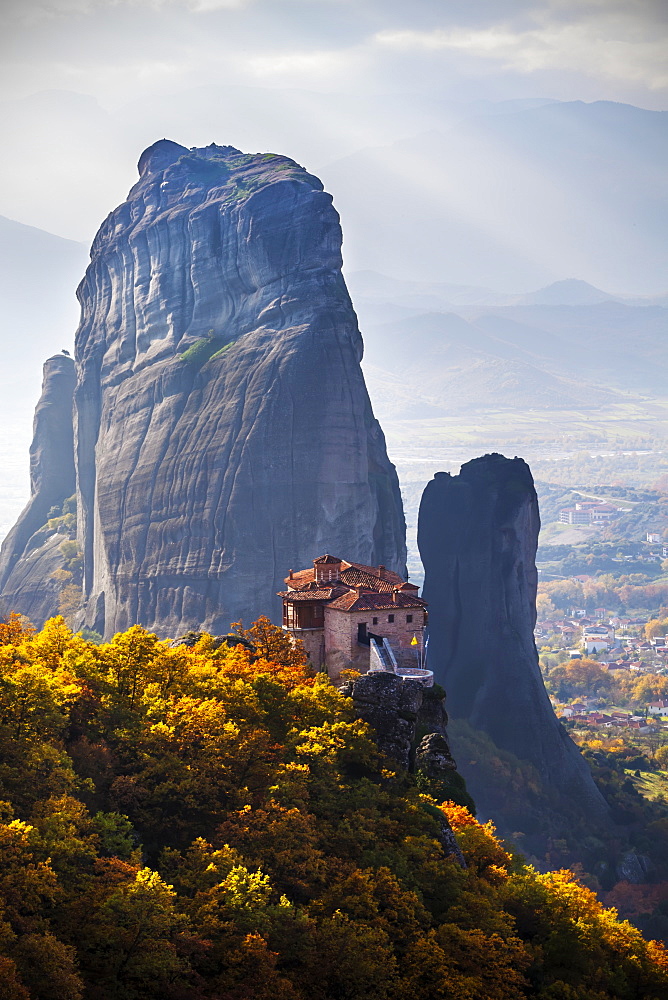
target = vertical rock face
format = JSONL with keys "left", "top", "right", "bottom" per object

{"left": 351, "top": 672, "right": 425, "bottom": 770}
{"left": 348, "top": 671, "right": 467, "bottom": 866}
{"left": 0, "top": 355, "right": 76, "bottom": 622}
{"left": 61, "top": 139, "right": 405, "bottom": 636}
{"left": 418, "top": 454, "right": 609, "bottom": 828}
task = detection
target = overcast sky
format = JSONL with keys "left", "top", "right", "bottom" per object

{"left": 0, "top": 0, "right": 667, "bottom": 241}
{"left": 2, "top": 0, "right": 668, "bottom": 108}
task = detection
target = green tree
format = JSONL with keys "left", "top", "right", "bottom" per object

{"left": 83, "top": 868, "right": 188, "bottom": 999}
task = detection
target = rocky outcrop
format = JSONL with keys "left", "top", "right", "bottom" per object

{"left": 2, "top": 140, "right": 406, "bottom": 635}
{"left": 418, "top": 454, "right": 609, "bottom": 833}
{"left": 348, "top": 671, "right": 467, "bottom": 866}
{"left": 0, "top": 355, "right": 76, "bottom": 623}
{"left": 415, "top": 732, "right": 458, "bottom": 778}
{"left": 351, "top": 672, "right": 424, "bottom": 770}
{"left": 0, "top": 534, "right": 68, "bottom": 626}
{"left": 416, "top": 685, "right": 449, "bottom": 738}
{"left": 170, "top": 630, "right": 254, "bottom": 652}
{"left": 616, "top": 852, "right": 653, "bottom": 884}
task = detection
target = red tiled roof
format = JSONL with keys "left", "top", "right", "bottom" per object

{"left": 344, "top": 560, "right": 404, "bottom": 585}
{"left": 281, "top": 556, "right": 423, "bottom": 611}
{"left": 285, "top": 557, "right": 406, "bottom": 590}
{"left": 299, "top": 580, "right": 337, "bottom": 591}
{"left": 339, "top": 566, "right": 395, "bottom": 592}
{"left": 277, "top": 588, "right": 340, "bottom": 602}
{"left": 287, "top": 568, "right": 317, "bottom": 586}
{"left": 328, "top": 590, "right": 427, "bottom": 612}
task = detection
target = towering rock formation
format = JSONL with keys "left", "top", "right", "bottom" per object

{"left": 418, "top": 455, "right": 609, "bottom": 844}
{"left": 0, "top": 355, "right": 76, "bottom": 623}
{"left": 2, "top": 140, "right": 406, "bottom": 636}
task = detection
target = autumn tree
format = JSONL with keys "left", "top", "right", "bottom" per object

{"left": 646, "top": 617, "right": 668, "bottom": 640}
{"left": 231, "top": 616, "right": 313, "bottom": 683}
{"left": 545, "top": 657, "right": 613, "bottom": 701}
{"left": 0, "top": 612, "right": 34, "bottom": 646}
{"left": 0, "top": 615, "right": 665, "bottom": 999}
{"left": 536, "top": 593, "right": 556, "bottom": 619}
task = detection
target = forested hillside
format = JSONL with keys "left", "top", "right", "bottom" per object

{"left": 0, "top": 613, "right": 666, "bottom": 999}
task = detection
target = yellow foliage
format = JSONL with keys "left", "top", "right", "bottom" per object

{"left": 646, "top": 618, "right": 668, "bottom": 640}
{"left": 439, "top": 801, "right": 479, "bottom": 832}
{"left": 0, "top": 614, "right": 664, "bottom": 999}
{"left": 0, "top": 613, "right": 34, "bottom": 646}
{"left": 439, "top": 802, "right": 511, "bottom": 882}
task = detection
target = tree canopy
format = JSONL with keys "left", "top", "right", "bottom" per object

{"left": 0, "top": 613, "right": 665, "bottom": 999}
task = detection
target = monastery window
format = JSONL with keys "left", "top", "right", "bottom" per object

{"left": 372, "top": 617, "right": 378, "bottom": 625}
{"left": 318, "top": 567, "right": 339, "bottom": 582}
{"left": 388, "top": 614, "right": 394, "bottom": 623}
{"left": 406, "top": 614, "right": 413, "bottom": 623}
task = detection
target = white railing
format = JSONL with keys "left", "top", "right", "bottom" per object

{"left": 394, "top": 666, "right": 434, "bottom": 687}
{"left": 369, "top": 637, "right": 391, "bottom": 672}
{"left": 367, "top": 637, "right": 432, "bottom": 685}
{"left": 382, "top": 637, "right": 398, "bottom": 670}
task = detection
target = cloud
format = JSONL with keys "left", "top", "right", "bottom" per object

{"left": 1, "top": 0, "right": 667, "bottom": 118}
{"left": 375, "top": 3, "right": 668, "bottom": 91}
{"left": 377, "top": 27, "right": 518, "bottom": 55}
{"left": 246, "top": 46, "right": 366, "bottom": 87}
{"left": 2, "top": 0, "right": 256, "bottom": 26}
{"left": 185, "top": 0, "right": 252, "bottom": 9}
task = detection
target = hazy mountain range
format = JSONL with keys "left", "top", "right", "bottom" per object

{"left": 323, "top": 99, "right": 668, "bottom": 294}
{"left": 350, "top": 271, "right": 668, "bottom": 419}
{"left": 0, "top": 91, "right": 665, "bottom": 296}
{"left": 0, "top": 90, "right": 561, "bottom": 242}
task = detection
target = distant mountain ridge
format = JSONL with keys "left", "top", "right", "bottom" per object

{"left": 351, "top": 270, "right": 668, "bottom": 419}
{"left": 0, "top": 214, "right": 86, "bottom": 355}
{"left": 516, "top": 279, "right": 615, "bottom": 306}
{"left": 326, "top": 100, "right": 668, "bottom": 294}
{"left": 347, "top": 271, "right": 667, "bottom": 310}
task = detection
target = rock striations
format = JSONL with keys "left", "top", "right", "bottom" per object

{"left": 0, "top": 355, "right": 76, "bottom": 624}
{"left": 2, "top": 140, "right": 406, "bottom": 636}
{"left": 418, "top": 454, "right": 609, "bottom": 841}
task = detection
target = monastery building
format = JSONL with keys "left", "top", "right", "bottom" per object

{"left": 279, "top": 554, "right": 431, "bottom": 683}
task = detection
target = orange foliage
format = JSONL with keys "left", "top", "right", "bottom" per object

{"left": 0, "top": 612, "right": 34, "bottom": 645}
{"left": 0, "top": 617, "right": 666, "bottom": 999}
{"left": 216, "top": 649, "right": 316, "bottom": 691}
{"left": 439, "top": 802, "right": 511, "bottom": 881}
{"left": 604, "top": 880, "right": 668, "bottom": 920}
{"left": 439, "top": 802, "right": 479, "bottom": 831}
{"left": 535, "top": 868, "right": 605, "bottom": 922}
